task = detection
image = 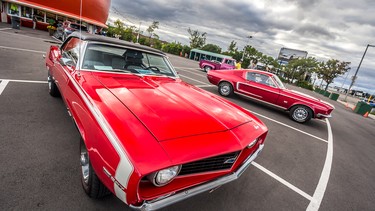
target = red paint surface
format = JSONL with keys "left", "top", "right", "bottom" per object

{"left": 45, "top": 38, "right": 268, "bottom": 206}
{"left": 207, "top": 69, "right": 335, "bottom": 119}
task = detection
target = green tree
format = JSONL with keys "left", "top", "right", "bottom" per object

{"left": 187, "top": 28, "right": 207, "bottom": 49}
{"left": 201, "top": 44, "right": 221, "bottom": 54}
{"left": 319, "top": 59, "right": 351, "bottom": 91}
{"left": 286, "top": 57, "right": 319, "bottom": 83}
{"left": 228, "top": 40, "right": 238, "bottom": 53}
{"left": 121, "top": 27, "right": 134, "bottom": 42}
{"left": 182, "top": 45, "right": 191, "bottom": 57}
{"left": 153, "top": 39, "right": 162, "bottom": 50}
{"left": 146, "top": 21, "right": 159, "bottom": 43}
{"left": 113, "top": 19, "right": 125, "bottom": 36}
{"left": 161, "top": 42, "right": 184, "bottom": 55}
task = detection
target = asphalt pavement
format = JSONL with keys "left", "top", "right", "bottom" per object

{"left": 1, "top": 23, "right": 374, "bottom": 211}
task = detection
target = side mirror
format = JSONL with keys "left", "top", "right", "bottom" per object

{"left": 49, "top": 45, "right": 61, "bottom": 62}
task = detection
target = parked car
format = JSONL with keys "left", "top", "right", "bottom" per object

{"left": 361, "top": 99, "right": 375, "bottom": 108}
{"left": 45, "top": 32, "right": 268, "bottom": 210}
{"left": 54, "top": 21, "right": 88, "bottom": 41}
{"left": 199, "top": 57, "right": 236, "bottom": 72}
{"left": 207, "top": 69, "right": 335, "bottom": 123}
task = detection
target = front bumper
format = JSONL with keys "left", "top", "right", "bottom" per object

{"left": 316, "top": 113, "right": 332, "bottom": 118}
{"left": 130, "top": 144, "right": 264, "bottom": 211}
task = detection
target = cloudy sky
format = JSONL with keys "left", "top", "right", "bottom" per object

{"left": 109, "top": 0, "right": 375, "bottom": 93}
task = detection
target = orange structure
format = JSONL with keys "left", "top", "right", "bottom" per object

{"left": 0, "top": 0, "right": 110, "bottom": 31}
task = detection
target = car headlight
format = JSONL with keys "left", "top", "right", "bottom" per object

{"left": 148, "top": 165, "right": 181, "bottom": 187}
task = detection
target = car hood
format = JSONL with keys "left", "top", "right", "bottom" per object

{"left": 94, "top": 73, "right": 253, "bottom": 141}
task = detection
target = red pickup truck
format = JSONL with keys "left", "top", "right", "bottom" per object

{"left": 199, "top": 58, "right": 236, "bottom": 72}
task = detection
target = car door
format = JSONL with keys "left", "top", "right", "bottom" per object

{"left": 221, "top": 59, "right": 235, "bottom": 69}
{"left": 236, "top": 71, "right": 281, "bottom": 105}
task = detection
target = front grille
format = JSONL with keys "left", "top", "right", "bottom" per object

{"left": 179, "top": 151, "right": 240, "bottom": 176}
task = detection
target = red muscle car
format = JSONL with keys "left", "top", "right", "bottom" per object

{"left": 45, "top": 32, "right": 268, "bottom": 210}
{"left": 207, "top": 69, "right": 334, "bottom": 123}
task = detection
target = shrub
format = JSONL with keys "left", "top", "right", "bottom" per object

{"left": 297, "top": 81, "right": 314, "bottom": 91}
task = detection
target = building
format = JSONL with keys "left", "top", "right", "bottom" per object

{"left": 0, "top": 0, "right": 110, "bottom": 32}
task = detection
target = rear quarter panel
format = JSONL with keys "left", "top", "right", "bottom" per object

{"left": 207, "top": 70, "right": 244, "bottom": 90}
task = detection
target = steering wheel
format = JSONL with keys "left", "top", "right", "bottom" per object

{"left": 145, "top": 66, "right": 161, "bottom": 72}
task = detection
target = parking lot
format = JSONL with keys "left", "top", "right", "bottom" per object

{"left": 1, "top": 25, "right": 375, "bottom": 211}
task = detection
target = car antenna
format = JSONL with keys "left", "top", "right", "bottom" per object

{"left": 78, "top": 0, "right": 83, "bottom": 77}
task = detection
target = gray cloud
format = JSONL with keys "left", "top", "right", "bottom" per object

{"left": 110, "top": 0, "right": 375, "bottom": 92}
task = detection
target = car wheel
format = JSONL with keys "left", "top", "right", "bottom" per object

{"left": 290, "top": 105, "right": 312, "bottom": 123}
{"left": 80, "top": 139, "right": 110, "bottom": 198}
{"left": 218, "top": 81, "right": 233, "bottom": 97}
{"left": 204, "top": 66, "right": 212, "bottom": 72}
{"left": 48, "top": 71, "right": 60, "bottom": 97}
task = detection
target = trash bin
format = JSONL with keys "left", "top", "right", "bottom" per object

{"left": 329, "top": 93, "right": 339, "bottom": 101}
{"left": 11, "top": 16, "right": 20, "bottom": 29}
{"left": 354, "top": 101, "right": 372, "bottom": 115}
{"left": 323, "top": 91, "right": 331, "bottom": 97}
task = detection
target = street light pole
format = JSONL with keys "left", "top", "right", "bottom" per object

{"left": 241, "top": 35, "right": 252, "bottom": 61}
{"left": 345, "top": 44, "right": 375, "bottom": 101}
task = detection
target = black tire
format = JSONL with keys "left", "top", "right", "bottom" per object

{"left": 289, "top": 105, "right": 313, "bottom": 123}
{"left": 218, "top": 81, "right": 234, "bottom": 97}
{"left": 80, "top": 139, "right": 111, "bottom": 198}
{"left": 48, "top": 71, "right": 60, "bottom": 97}
{"left": 204, "top": 66, "right": 212, "bottom": 72}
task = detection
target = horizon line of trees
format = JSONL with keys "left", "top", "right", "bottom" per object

{"left": 103, "top": 19, "right": 351, "bottom": 91}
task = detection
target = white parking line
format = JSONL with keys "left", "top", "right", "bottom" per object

{"left": 176, "top": 67, "right": 207, "bottom": 78}
{"left": 252, "top": 162, "right": 313, "bottom": 201}
{"left": 0, "top": 30, "right": 56, "bottom": 43}
{"left": 179, "top": 74, "right": 210, "bottom": 85}
{"left": 0, "top": 79, "right": 47, "bottom": 84}
{"left": 306, "top": 119, "right": 333, "bottom": 211}
{"left": 174, "top": 66, "right": 200, "bottom": 69}
{"left": 175, "top": 66, "right": 207, "bottom": 75}
{"left": 0, "top": 45, "right": 45, "bottom": 54}
{"left": 0, "top": 28, "right": 11, "bottom": 31}
{"left": 248, "top": 109, "right": 328, "bottom": 143}
{"left": 0, "top": 80, "right": 10, "bottom": 95}
{"left": 196, "top": 85, "right": 216, "bottom": 88}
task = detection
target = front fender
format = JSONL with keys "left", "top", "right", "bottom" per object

{"left": 200, "top": 63, "right": 215, "bottom": 69}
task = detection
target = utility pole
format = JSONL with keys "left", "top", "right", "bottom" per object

{"left": 136, "top": 22, "right": 142, "bottom": 43}
{"left": 344, "top": 44, "right": 375, "bottom": 101}
{"left": 241, "top": 35, "right": 253, "bottom": 61}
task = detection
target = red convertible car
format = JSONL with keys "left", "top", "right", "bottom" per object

{"left": 45, "top": 32, "right": 268, "bottom": 210}
{"left": 207, "top": 69, "right": 334, "bottom": 123}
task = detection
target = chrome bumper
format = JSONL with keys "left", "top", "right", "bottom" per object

{"left": 130, "top": 144, "right": 264, "bottom": 211}
{"left": 316, "top": 113, "right": 332, "bottom": 118}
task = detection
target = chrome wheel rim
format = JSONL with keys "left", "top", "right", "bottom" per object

{"left": 220, "top": 84, "right": 230, "bottom": 96}
{"left": 80, "top": 144, "right": 90, "bottom": 185}
{"left": 293, "top": 107, "right": 308, "bottom": 122}
{"left": 204, "top": 66, "right": 211, "bottom": 72}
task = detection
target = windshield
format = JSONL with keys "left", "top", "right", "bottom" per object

{"left": 82, "top": 44, "right": 177, "bottom": 77}
{"left": 272, "top": 75, "right": 285, "bottom": 89}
